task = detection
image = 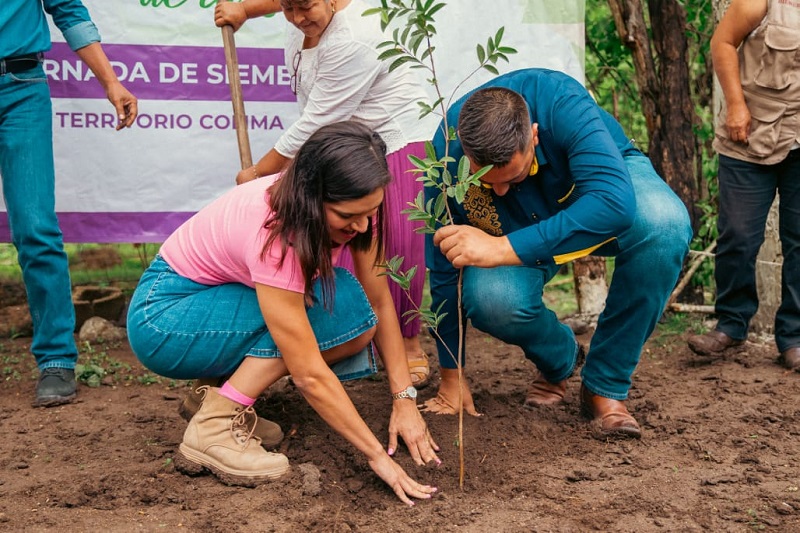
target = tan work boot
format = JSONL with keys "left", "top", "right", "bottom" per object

{"left": 178, "top": 378, "right": 284, "bottom": 449}
{"left": 177, "top": 386, "right": 290, "bottom": 487}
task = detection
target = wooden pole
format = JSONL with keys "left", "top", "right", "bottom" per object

{"left": 218, "top": 0, "right": 253, "bottom": 170}
{"left": 666, "top": 239, "right": 717, "bottom": 310}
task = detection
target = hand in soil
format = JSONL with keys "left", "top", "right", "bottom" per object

{"left": 387, "top": 399, "right": 441, "bottom": 465}
{"left": 368, "top": 454, "right": 437, "bottom": 506}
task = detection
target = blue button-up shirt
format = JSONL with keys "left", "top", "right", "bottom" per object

{"left": 1, "top": 0, "right": 101, "bottom": 59}
{"left": 427, "top": 68, "right": 641, "bottom": 367}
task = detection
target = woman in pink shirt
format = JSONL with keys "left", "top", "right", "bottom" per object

{"left": 127, "top": 122, "right": 439, "bottom": 505}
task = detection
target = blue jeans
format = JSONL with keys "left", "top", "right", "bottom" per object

{"left": 0, "top": 64, "right": 77, "bottom": 370}
{"left": 127, "top": 256, "right": 379, "bottom": 380}
{"left": 462, "top": 154, "right": 692, "bottom": 399}
{"left": 715, "top": 152, "right": 800, "bottom": 352}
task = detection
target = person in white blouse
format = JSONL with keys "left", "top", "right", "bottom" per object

{"left": 215, "top": 0, "right": 434, "bottom": 389}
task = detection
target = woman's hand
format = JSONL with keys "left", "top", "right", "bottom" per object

{"left": 236, "top": 165, "right": 260, "bottom": 185}
{"left": 214, "top": 2, "right": 248, "bottom": 31}
{"left": 368, "top": 453, "right": 437, "bottom": 506}
{"left": 388, "top": 399, "right": 441, "bottom": 465}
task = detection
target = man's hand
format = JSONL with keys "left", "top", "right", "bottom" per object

{"left": 106, "top": 82, "right": 137, "bottom": 130}
{"left": 725, "top": 101, "right": 751, "bottom": 144}
{"left": 433, "top": 225, "right": 521, "bottom": 268}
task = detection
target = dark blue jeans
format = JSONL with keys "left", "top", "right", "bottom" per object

{"left": 715, "top": 151, "right": 800, "bottom": 352}
{"left": 0, "top": 64, "right": 77, "bottom": 370}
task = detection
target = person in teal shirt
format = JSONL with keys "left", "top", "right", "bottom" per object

{"left": 423, "top": 68, "right": 692, "bottom": 438}
{"left": 0, "top": 0, "right": 137, "bottom": 406}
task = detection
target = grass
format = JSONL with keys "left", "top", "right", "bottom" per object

{"left": 0, "top": 243, "right": 158, "bottom": 289}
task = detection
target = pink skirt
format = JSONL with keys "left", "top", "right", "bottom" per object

{"left": 336, "top": 141, "right": 426, "bottom": 338}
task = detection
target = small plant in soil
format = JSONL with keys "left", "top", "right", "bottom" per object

{"left": 365, "top": 0, "right": 515, "bottom": 488}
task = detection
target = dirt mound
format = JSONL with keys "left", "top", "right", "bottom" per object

{"left": 0, "top": 326, "right": 798, "bottom": 531}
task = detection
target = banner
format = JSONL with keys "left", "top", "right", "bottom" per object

{"left": 0, "top": 0, "right": 585, "bottom": 243}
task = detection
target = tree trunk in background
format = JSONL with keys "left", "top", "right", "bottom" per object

{"left": 573, "top": 256, "right": 607, "bottom": 321}
{"left": 711, "top": 0, "right": 780, "bottom": 334}
{"left": 606, "top": 0, "right": 701, "bottom": 230}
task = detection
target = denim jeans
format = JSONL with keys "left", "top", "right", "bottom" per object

{"left": 0, "top": 64, "right": 77, "bottom": 370}
{"left": 715, "top": 152, "right": 800, "bottom": 352}
{"left": 462, "top": 154, "right": 692, "bottom": 399}
{"left": 127, "top": 256, "right": 379, "bottom": 380}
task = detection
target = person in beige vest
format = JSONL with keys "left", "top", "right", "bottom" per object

{"left": 688, "top": 0, "right": 800, "bottom": 370}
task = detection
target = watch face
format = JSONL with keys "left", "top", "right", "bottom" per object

{"left": 407, "top": 386, "right": 418, "bottom": 399}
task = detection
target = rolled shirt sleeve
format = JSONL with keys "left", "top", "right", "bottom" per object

{"left": 43, "top": 0, "right": 101, "bottom": 50}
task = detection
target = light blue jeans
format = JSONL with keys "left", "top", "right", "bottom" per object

{"left": 462, "top": 154, "right": 692, "bottom": 399}
{"left": 0, "top": 63, "right": 77, "bottom": 370}
{"left": 127, "top": 256, "right": 379, "bottom": 381}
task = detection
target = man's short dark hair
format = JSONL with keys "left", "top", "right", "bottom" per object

{"left": 458, "top": 87, "right": 531, "bottom": 167}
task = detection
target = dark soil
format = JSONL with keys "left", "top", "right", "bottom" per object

{"left": 1, "top": 298, "right": 799, "bottom": 532}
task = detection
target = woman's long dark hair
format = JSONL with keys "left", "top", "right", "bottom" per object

{"left": 263, "top": 121, "right": 392, "bottom": 307}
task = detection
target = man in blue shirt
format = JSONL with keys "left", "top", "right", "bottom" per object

{"left": 1, "top": 1, "right": 137, "bottom": 407}
{"left": 422, "top": 69, "right": 692, "bottom": 438}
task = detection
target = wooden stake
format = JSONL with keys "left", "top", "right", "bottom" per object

{"left": 218, "top": 0, "right": 253, "bottom": 169}
{"left": 666, "top": 240, "right": 717, "bottom": 310}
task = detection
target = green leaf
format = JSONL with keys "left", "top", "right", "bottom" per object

{"left": 476, "top": 44, "right": 485, "bottom": 64}
{"left": 424, "top": 141, "right": 438, "bottom": 161}
{"left": 457, "top": 155, "right": 470, "bottom": 181}
{"left": 410, "top": 33, "right": 425, "bottom": 55}
{"left": 442, "top": 169, "right": 452, "bottom": 186}
{"left": 377, "top": 48, "right": 405, "bottom": 61}
{"left": 495, "top": 26, "right": 505, "bottom": 43}
{"left": 400, "top": 25, "right": 411, "bottom": 44}
{"left": 471, "top": 164, "right": 493, "bottom": 181}
{"left": 408, "top": 154, "right": 428, "bottom": 170}
{"left": 434, "top": 193, "right": 446, "bottom": 219}
{"left": 483, "top": 64, "right": 499, "bottom": 75}
{"left": 389, "top": 55, "right": 416, "bottom": 72}
{"left": 427, "top": 3, "right": 447, "bottom": 18}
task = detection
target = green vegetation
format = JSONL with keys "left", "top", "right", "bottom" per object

{"left": 0, "top": 243, "right": 158, "bottom": 292}
{"left": 74, "top": 341, "right": 132, "bottom": 387}
{"left": 586, "top": 0, "right": 719, "bottom": 298}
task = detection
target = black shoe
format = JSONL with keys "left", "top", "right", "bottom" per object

{"left": 33, "top": 368, "right": 77, "bottom": 407}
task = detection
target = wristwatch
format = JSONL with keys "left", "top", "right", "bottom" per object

{"left": 391, "top": 385, "right": 418, "bottom": 401}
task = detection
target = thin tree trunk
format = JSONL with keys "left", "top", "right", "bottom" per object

{"left": 606, "top": 0, "right": 701, "bottom": 230}
{"left": 573, "top": 256, "right": 607, "bottom": 319}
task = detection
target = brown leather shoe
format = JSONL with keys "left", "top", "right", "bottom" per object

{"left": 779, "top": 347, "right": 800, "bottom": 371}
{"left": 523, "top": 373, "right": 566, "bottom": 408}
{"left": 687, "top": 330, "right": 744, "bottom": 356}
{"left": 580, "top": 385, "right": 641, "bottom": 439}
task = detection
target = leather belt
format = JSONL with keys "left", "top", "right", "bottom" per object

{"left": 0, "top": 53, "right": 44, "bottom": 76}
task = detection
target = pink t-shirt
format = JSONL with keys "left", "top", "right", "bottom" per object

{"left": 160, "top": 175, "right": 340, "bottom": 293}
